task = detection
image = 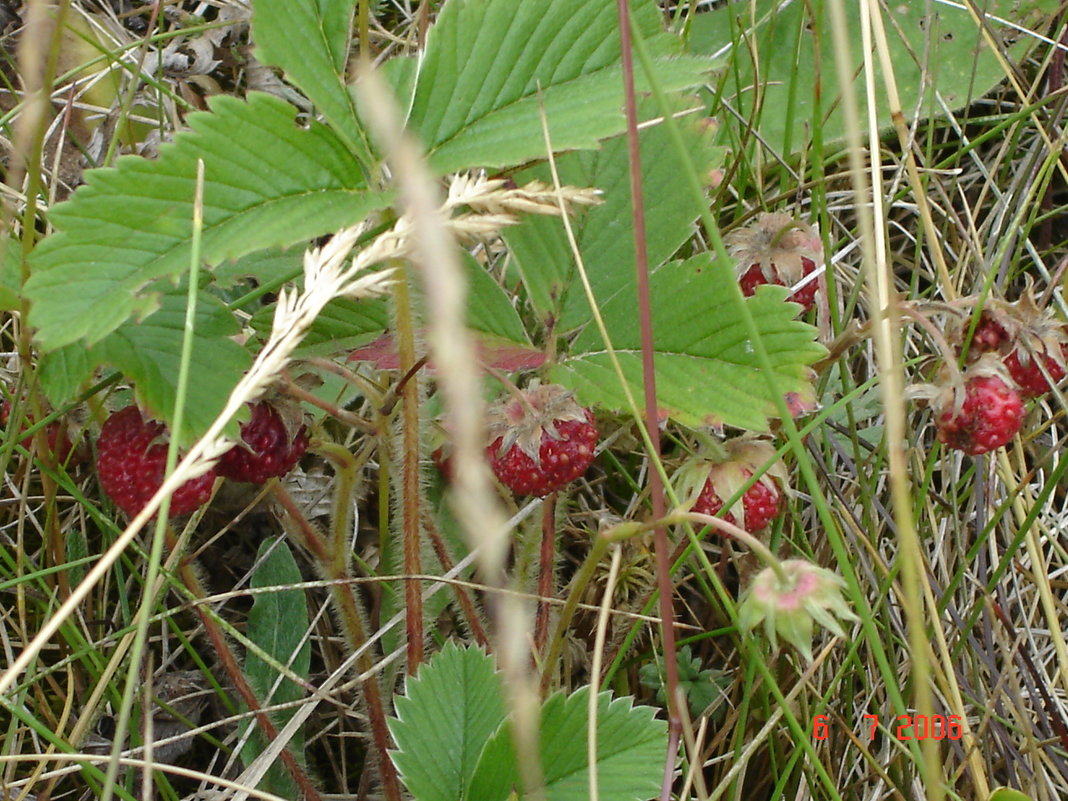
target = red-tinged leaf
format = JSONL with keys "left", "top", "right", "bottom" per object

{"left": 348, "top": 331, "right": 545, "bottom": 372}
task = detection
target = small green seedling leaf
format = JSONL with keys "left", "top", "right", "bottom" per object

{"left": 242, "top": 537, "right": 312, "bottom": 800}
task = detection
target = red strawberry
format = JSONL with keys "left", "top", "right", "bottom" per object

{"left": 955, "top": 292, "right": 1068, "bottom": 397}
{"left": 934, "top": 367, "right": 1023, "bottom": 455}
{"left": 726, "top": 212, "right": 823, "bottom": 312}
{"left": 1003, "top": 345, "right": 1068, "bottom": 399}
{"left": 96, "top": 406, "right": 216, "bottom": 517}
{"left": 694, "top": 467, "right": 782, "bottom": 532}
{"left": 485, "top": 384, "right": 597, "bottom": 497}
{"left": 216, "top": 400, "right": 308, "bottom": 484}
{"left": 675, "top": 437, "right": 788, "bottom": 533}
{"left": 970, "top": 312, "right": 1010, "bottom": 354}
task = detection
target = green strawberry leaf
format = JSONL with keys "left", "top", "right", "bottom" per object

{"left": 405, "top": 0, "right": 716, "bottom": 174}
{"left": 25, "top": 92, "right": 390, "bottom": 351}
{"left": 0, "top": 237, "right": 20, "bottom": 311}
{"left": 242, "top": 537, "right": 312, "bottom": 800}
{"left": 252, "top": 0, "right": 372, "bottom": 163}
{"left": 466, "top": 685, "right": 665, "bottom": 801}
{"left": 388, "top": 643, "right": 508, "bottom": 801}
{"left": 551, "top": 254, "right": 825, "bottom": 431}
{"left": 503, "top": 106, "right": 723, "bottom": 329}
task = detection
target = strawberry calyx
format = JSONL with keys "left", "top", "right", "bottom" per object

{"left": 726, "top": 212, "right": 823, "bottom": 310}
{"left": 486, "top": 384, "right": 591, "bottom": 471}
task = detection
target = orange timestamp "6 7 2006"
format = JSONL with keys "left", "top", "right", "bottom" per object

{"left": 813, "top": 714, "right": 964, "bottom": 741}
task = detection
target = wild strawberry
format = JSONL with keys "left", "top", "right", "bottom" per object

{"left": 1003, "top": 345, "right": 1068, "bottom": 399}
{"left": 969, "top": 311, "right": 1010, "bottom": 354}
{"left": 738, "top": 559, "right": 857, "bottom": 663}
{"left": 954, "top": 291, "right": 1068, "bottom": 397}
{"left": 215, "top": 400, "right": 308, "bottom": 484}
{"left": 933, "top": 360, "right": 1024, "bottom": 455}
{"left": 726, "top": 212, "right": 823, "bottom": 312}
{"left": 485, "top": 384, "right": 597, "bottom": 497}
{"left": 96, "top": 406, "right": 216, "bottom": 518}
{"left": 675, "top": 437, "right": 788, "bottom": 533}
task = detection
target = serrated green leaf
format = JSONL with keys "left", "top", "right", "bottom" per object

{"left": 406, "top": 0, "right": 715, "bottom": 173}
{"left": 26, "top": 92, "right": 390, "bottom": 350}
{"left": 253, "top": 0, "right": 371, "bottom": 162}
{"left": 242, "top": 537, "right": 311, "bottom": 800}
{"left": 467, "top": 686, "right": 665, "bottom": 801}
{"left": 462, "top": 251, "right": 529, "bottom": 344}
{"left": 552, "top": 255, "right": 825, "bottom": 431}
{"left": 388, "top": 643, "right": 507, "bottom": 801}
{"left": 688, "top": 0, "right": 1059, "bottom": 158}
{"left": 39, "top": 284, "right": 248, "bottom": 446}
{"left": 504, "top": 108, "right": 723, "bottom": 329}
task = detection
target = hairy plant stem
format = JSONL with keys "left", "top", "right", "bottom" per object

{"left": 165, "top": 527, "right": 322, "bottom": 801}
{"left": 271, "top": 477, "right": 403, "bottom": 801}
{"left": 615, "top": 5, "right": 680, "bottom": 795}
{"left": 390, "top": 262, "right": 425, "bottom": 672}
{"left": 533, "top": 493, "right": 557, "bottom": 659}
{"left": 421, "top": 508, "right": 490, "bottom": 649}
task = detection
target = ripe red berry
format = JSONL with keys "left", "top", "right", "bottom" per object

{"left": 216, "top": 400, "right": 308, "bottom": 484}
{"left": 485, "top": 385, "right": 597, "bottom": 497}
{"left": 727, "top": 213, "right": 823, "bottom": 312}
{"left": 675, "top": 437, "right": 788, "bottom": 533}
{"left": 970, "top": 312, "right": 1010, "bottom": 354}
{"left": 96, "top": 406, "right": 216, "bottom": 517}
{"left": 1003, "top": 345, "right": 1067, "bottom": 399}
{"left": 935, "top": 374, "right": 1023, "bottom": 455}
{"left": 694, "top": 467, "right": 783, "bottom": 533}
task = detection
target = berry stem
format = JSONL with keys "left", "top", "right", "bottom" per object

{"left": 533, "top": 492, "right": 558, "bottom": 659}
{"left": 540, "top": 527, "right": 610, "bottom": 694}
{"left": 279, "top": 376, "right": 375, "bottom": 433}
{"left": 271, "top": 482, "right": 404, "bottom": 801}
{"left": 897, "top": 302, "right": 964, "bottom": 384}
{"left": 421, "top": 506, "right": 491, "bottom": 649}
{"left": 391, "top": 262, "right": 425, "bottom": 673}
{"left": 164, "top": 527, "right": 324, "bottom": 801}
{"left": 670, "top": 511, "right": 789, "bottom": 585}
{"left": 483, "top": 363, "right": 539, "bottom": 416}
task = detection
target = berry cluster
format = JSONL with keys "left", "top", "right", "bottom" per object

{"left": 923, "top": 292, "right": 1067, "bottom": 456}
{"left": 95, "top": 399, "right": 308, "bottom": 519}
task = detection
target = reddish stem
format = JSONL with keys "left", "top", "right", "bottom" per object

{"left": 533, "top": 493, "right": 558, "bottom": 660}
{"left": 422, "top": 509, "right": 491, "bottom": 649}
{"left": 616, "top": 3, "right": 681, "bottom": 798}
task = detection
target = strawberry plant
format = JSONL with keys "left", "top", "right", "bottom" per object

{"left": 5, "top": 1, "right": 1066, "bottom": 800}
